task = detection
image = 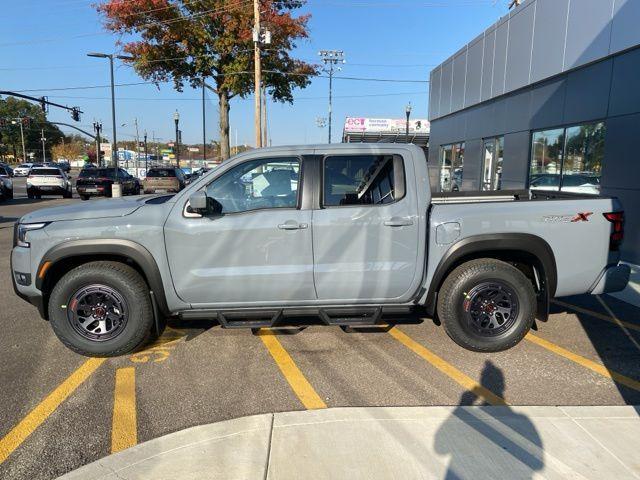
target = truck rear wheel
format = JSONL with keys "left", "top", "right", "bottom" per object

{"left": 48, "top": 261, "right": 154, "bottom": 357}
{"left": 437, "top": 258, "right": 535, "bottom": 352}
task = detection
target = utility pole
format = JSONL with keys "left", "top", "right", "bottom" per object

{"left": 253, "top": 0, "right": 262, "bottom": 148}
{"left": 40, "top": 129, "right": 46, "bottom": 162}
{"left": 133, "top": 118, "right": 140, "bottom": 174}
{"left": 144, "top": 131, "right": 148, "bottom": 176}
{"left": 405, "top": 103, "right": 412, "bottom": 143}
{"left": 93, "top": 121, "right": 102, "bottom": 166}
{"left": 202, "top": 78, "right": 207, "bottom": 163}
{"left": 261, "top": 83, "right": 268, "bottom": 147}
{"left": 319, "top": 50, "right": 345, "bottom": 143}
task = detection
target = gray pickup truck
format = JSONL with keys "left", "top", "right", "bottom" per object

{"left": 11, "top": 144, "right": 630, "bottom": 357}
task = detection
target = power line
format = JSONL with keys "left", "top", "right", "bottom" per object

{"left": 9, "top": 72, "right": 428, "bottom": 93}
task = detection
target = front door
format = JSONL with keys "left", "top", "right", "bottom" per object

{"left": 164, "top": 156, "right": 316, "bottom": 306}
{"left": 312, "top": 153, "right": 419, "bottom": 303}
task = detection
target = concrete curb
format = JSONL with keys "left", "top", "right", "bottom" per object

{"left": 59, "top": 406, "right": 640, "bottom": 479}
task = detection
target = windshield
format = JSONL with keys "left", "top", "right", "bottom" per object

{"left": 79, "top": 168, "right": 115, "bottom": 178}
{"left": 31, "top": 168, "right": 61, "bottom": 176}
{"left": 147, "top": 169, "right": 176, "bottom": 178}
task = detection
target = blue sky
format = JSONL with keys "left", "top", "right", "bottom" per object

{"left": 1, "top": 0, "right": 510, "bottom": 147}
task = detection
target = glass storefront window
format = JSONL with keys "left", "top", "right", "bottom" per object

{"left": 530, "top": 128, "right": 564, "bottom": 192}
{"left": 529, "top": 122, "right": 605, "bottom": 195}
{"left": 482, "top": 136, "right": 504, "bottom": 191}
{"left": 439, "top": 142, "right": 464, "bottom": 192}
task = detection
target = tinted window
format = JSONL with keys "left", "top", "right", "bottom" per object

{"left": 79, "top": 168, "right": 115, "bottom": 178}
{"left": 323, "top": 155, "right": 402, "bottom": 206}
{"left": 147, "top": 169, "right": 176, "bottom": 178}
{"left": 31, "top": 168, "right": 61, "bottom": 176}
{"left": 205, "top": 157, "right": 300, "bottom": 214}
{"left": 0, "top": 167, "right": 8, "bottom": 175}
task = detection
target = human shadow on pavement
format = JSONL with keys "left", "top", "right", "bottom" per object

{"left": 434, "top": 361, "right": 544, "bottom": 479}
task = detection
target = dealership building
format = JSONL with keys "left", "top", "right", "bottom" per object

{"left": 427, "top": 0, "right": 640, "bottom": 292}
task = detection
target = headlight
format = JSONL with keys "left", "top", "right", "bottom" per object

{"left": 15, "top": 223, "right": 48, "bottom": 248}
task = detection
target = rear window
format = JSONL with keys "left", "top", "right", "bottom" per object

{"left": 79, "top": 168, "right": 115, "bottom": 178}
{"left": 147, "top": 169, "right": 176, "bottom": 178}
{"left": 31, "top": 168, "right": 61, "bottom": 176}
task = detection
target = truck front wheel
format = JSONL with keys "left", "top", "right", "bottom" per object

{"left": 437, "top": 258, "right": 536, "bottom": 352}
{"left": 48, "top": 261, "right": 154, "bottom": 357}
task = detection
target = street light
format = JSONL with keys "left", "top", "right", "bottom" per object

{"left": 405, "top": 102, "right": 412, "bottom": 143}
{"left": 87, "top": 52, "right": 134, "bottom": 197}
{"left": 174, "top": 110, "right": 180, "bottom": 168}
{"left": 10, "top": 119, "right": 26, "bottom": 163}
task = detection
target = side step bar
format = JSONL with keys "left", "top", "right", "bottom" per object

{"left": 179, "top": 305, "right": 413, "bottom": 329}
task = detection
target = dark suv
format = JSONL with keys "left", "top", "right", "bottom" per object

{"left": 76, "top": 167, "right": 141, "bottom": 200}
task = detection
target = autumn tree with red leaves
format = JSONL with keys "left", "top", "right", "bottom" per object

{"left": 96, "top": 0, "right": 316, "bottom": 159}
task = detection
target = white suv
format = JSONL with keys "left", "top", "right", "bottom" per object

{"left": 14, "top": 163, "right": 40, "bottom": 177}
{"left": 27, "top": 167, "right": 73, "bottom": 199}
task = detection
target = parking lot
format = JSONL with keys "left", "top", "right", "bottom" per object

{"left": 1, "top": 187, "right": 640, "bottom": 479}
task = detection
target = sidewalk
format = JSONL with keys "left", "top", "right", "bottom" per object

{"left": 60, "top": 405, "right": 640, "bottom": 479}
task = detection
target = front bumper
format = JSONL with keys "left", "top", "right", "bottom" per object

{"left": 590, "top": 264, "right": 631, "bottom": 295}
{"left": 10, "top": 249, "right": 47, "bottom": 319}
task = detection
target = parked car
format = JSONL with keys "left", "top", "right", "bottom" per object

{"left": 76, "top": 167, "right": 140, "bottom": 200}
{"left": 530, "top": 173, "right": 601, "bottom": 195}
{"left": 0, "top": 165, "right": 14, "bottom": 200}
{"left": 13, "top": 163, "right": 41, "bottom": 177}
{"left": 0, "top": 165, "right": 13, "bottom": 200}
{"left": 26, "top": 166, "right": 72, "bottom": 199}
{"left": 10, "top": 144, "right": 630, "bottom": 357}
{"left": 142, "top": 167, "right": 186, "bottom": 194}
{"left": 56, "top": 161, "right": 71, "bottom": 173}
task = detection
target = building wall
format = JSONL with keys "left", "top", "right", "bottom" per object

{"left": 429, "top": 0, "right": 640, "bottom": 121}
{"left": 428, "top": 45, "right": 640, "bottom": 264}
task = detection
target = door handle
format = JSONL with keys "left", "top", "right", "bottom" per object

{"left": 278, "top": 221, "right": 308, "bottom": 230}
{"left": 384, "top": 216, "right": 414, "bottom": 227}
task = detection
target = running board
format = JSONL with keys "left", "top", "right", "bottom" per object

{"left": 179, "top": 305, "right": 413, "bottom": 329}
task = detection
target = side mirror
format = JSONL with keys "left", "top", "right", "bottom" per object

{"left": 189, "top": 191, "right": 208, "bottom": 212}
{"left": 188, "top": 191, "right": 223, "bottom": 216}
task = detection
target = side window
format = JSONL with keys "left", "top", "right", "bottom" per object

{"left": 439, "top": 142, "right": 464, "bottom": 192}
{"left": 322, "top": 155, "right": 404, "bottom": 207}
{"left": 205, "top": 157, "right": 300, "bottom": 214}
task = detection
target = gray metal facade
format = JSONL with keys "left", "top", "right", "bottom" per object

{"left": 427, "top": 0, "right": 640, "bottom": 264}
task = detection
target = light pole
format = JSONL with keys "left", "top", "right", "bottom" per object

{"left": 87, "top": 52, "right": 134, "bottom": 195}
{"left": 174, "top": 110, "right": 180, "bottom": 168}
{"left": 10, "top": 119, "right": 26, "bottom": 163}
{"left": 319, "top": 50, "right": 345, "bottom": 144}
{"left": 405, "top": 102, "right": 412, "bottom": 143}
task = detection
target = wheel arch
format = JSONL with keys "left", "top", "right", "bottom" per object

{"left": 37, "top": 239, "right": 170, "bottom": 320}
{"left": 424, "top": 233, "right": 557, "bottom": 321}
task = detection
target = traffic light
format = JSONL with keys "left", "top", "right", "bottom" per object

{"left": 40, "top": 96, "right": 47, "bottom": 113}
{"left": 71, "top": 107, "right": 80, "bottom": 122}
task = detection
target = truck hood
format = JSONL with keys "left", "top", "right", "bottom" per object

{"left": 20, "top": 197, "right": 146, "bottom": 224}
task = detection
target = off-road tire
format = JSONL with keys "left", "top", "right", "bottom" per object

{"left": 437, "top": 258, "right": 536, "bottom": 352}
{"left": 49, "top": 261, "right": 154, "bottom": 357}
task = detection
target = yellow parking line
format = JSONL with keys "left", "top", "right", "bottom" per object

{"left": 552, "top": 299, "right": 640, "bottom": 333}
{"left": 388, "top": 328, "right": 507, "bottom": 406}
{"left": 0, "top": 357, "right": 105, "bottom": 464}
{"left": 111, "top": 367, "right": 137, "bottom": 453}
{"left": 526, "top": 333, "right": 640, "bottom": 392}
{"left": 258, "top": 331, "right": 327, "bottom": 410}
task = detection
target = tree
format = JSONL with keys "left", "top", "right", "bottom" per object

{"left": 0, "top": 96, "right": 64, "bottom": 163}
{"left": 97, "top": 0, "right": 317, "bottom": 160}
{"left": 51, "top": 141, "right": 84, "bottom": 162}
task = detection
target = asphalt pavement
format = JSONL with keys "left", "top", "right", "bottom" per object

{"left": 1, "top": 186, "right": 640, "bottom": 479}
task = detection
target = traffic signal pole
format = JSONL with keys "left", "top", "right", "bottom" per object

{"left": 253, "top": 0, "right": 262, "bottom": 148}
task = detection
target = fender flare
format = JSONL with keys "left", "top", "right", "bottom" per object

{"left": 37, "top": 239, "right": 170, "bottom": 316}
{"left": 425, "top": 233, "right": 557, "bottom": 319}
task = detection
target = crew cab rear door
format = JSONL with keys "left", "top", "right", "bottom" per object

{"left": 312, "top": 149, "right": 422, "bottom": 302}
